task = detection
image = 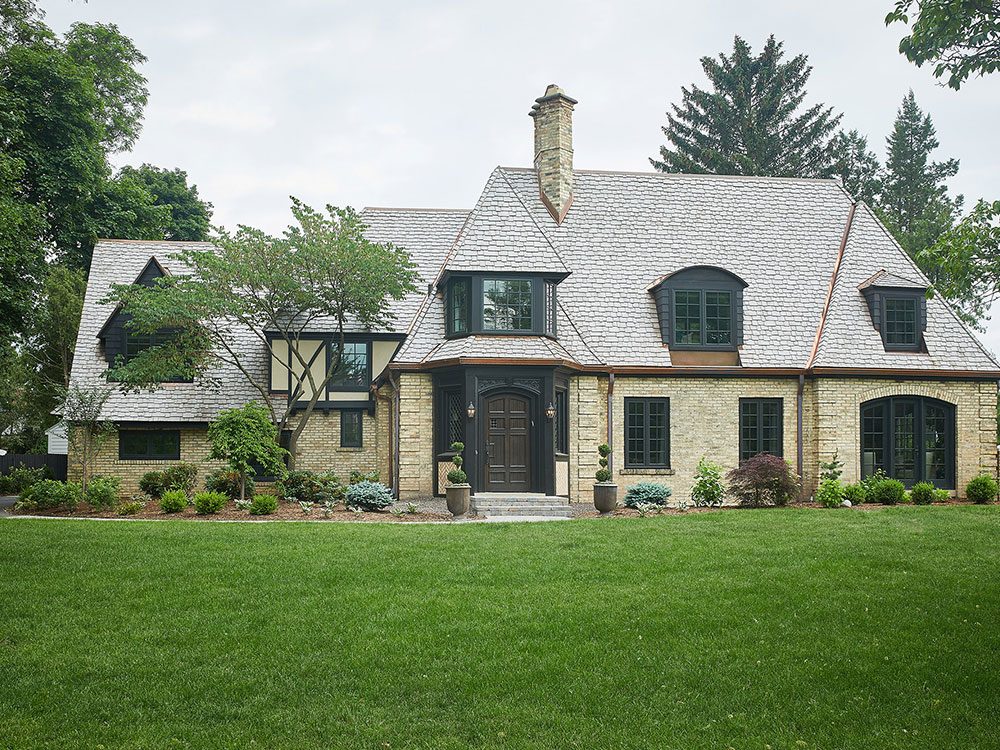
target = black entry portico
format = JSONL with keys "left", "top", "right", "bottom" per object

{"left": 433, "top": 366, "right": 569, "bottom": 497}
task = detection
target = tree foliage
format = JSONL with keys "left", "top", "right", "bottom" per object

{"left": 887, "top": 1, "right": 1000, "bottom": 89}
{"left": 831, "top": 129, "right": 881, "bottom": 205}
{"left": 875, "top": 90, "right": 962, "bottom": 279}
{"left": 207, "top": 403, "right": 288, "bottom": 502}
{"left": 104, "top": 199, "right": 419, "bottom": 468}
{"left": 62, "top": 382, "right": 116, "bottom": 492}
{"left": 726, "top": 453, "right": 799, "bottom": 507}
{"left": 119, "top": 164, "right": 213, "bottom": 241}
{"left": 651, "top": 35, "right": 842, "bottom": 177}
{"left": 920, "top": 199, "right": 1000, "bottom": 329}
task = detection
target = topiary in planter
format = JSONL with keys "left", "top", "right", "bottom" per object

{"left": 446, "top": 442, "right": 467, "bottom": 485}
{"left": 966, "top": 475, "right": 998, "bottom": 504}
{"left": 623, "top": 482, "right": 672, "bottom": 508}
{"left": 595, "top": 443, "right": 612, "bottom": 483}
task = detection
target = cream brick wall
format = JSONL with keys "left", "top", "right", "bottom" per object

{"left": 809, "top": 378, "right": 997, "bottom": 495}
{"left": 288, "top": 409, "right": 382, "bottom": 480}
{"left": 606, "top": 376, "right": 800, "bottom": 505}
{"left": 67, "top": 426, "right": 225, "bottom": 496}
{"left": 567, "top": 375, "right": 606, "bottom": 504}
{"left": 397, "top": 372, "right": 434, "bottom": 500}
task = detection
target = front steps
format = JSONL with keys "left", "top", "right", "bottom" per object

{"left": 470, "top": 493, "right": 573, "bottom": 518}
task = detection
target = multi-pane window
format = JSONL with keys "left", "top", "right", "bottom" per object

{"left": 673, "top": 289, "right": 733, "bottom": 347}
{"left": 340, "top": 410, "right": 363, "bottom": 447}
{"left": 625, "top": 398, "right": 670, "bottom": 468}
{"left": 544, "top": 281, "right": 557, "bottom": 336}
{"left": 119, "top": 430, "right": 180, "bottom": 460}
{"left": 739, "top": 399, "right": 783, "bottom": 462}
{"left": 440, "top": 390, "right": 465, "bottom": 451}
{"left": 448, "top": 278, "right": 470, "bottom": 335}
{"left": 861, "top": 396, "right": 954, "bottom": 488}
{"left": 483, "top": 279, "right": 533, "bottom": 331}
{"left": 124, "top": 332, "right": 152, "bottom": 364}
{"left": 330, "top": 342, "right": 368, "bottom": 389}
{"left": 884, "top": 297, "right": 918, "bottom": 346}
{"left": 554, "top": 389, "right": 568, "bottom": 454}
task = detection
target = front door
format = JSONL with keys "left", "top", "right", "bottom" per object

{"left": 484, "top": 393, "right": 531, "bottom": 492}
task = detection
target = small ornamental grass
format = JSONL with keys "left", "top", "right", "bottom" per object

{"left": 726, "top": 454, "right": 799, "bottom": 508}
{"left": 966, "top": 475, "right": 998, "bottom": 504}
{"left": 691, "top": 457, "right": 725, "bottom": 507}
{"left": 909, "top": 481, "right": 936, "bottom": 505}
{"left": 345, "top": 480, "right": 394, "bottom": 512}
{"left": 85, "top": 476, "right": 121, "bottom": 511}
{"left": 623, "top": 482, "right": 672, "bottom": 508}
{"left": 249, "top": 493, "right": 278, "bottom": 515}
{"left": 193, "top": 491, "right": 227, "bottom": 515}
{"left": 158, "top": 489, "right": 188, "bottom": 514}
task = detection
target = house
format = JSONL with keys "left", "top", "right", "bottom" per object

{"left": 68, "top": 84, "right": 1000, "bottom": 504}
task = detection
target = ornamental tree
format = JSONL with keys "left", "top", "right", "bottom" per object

{"left": 207, "top": 402, "right": 288, "bottom": 503}
{"left": 62, "top": 382, "right": 116, "bottom": 493}
{"left": 104, "top": 199, "right": 419, "bottom": 469}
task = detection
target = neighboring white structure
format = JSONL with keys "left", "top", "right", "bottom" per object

{"left": 46, "top": 422, "right": 68, "bottom": 455}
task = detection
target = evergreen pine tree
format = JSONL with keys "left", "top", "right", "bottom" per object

{"left": 876, "top": 90, "right": 962, "bottom": 279}
{"left": 651, "top": 35, "right": 842, "bottom": 177}
{"left": 831, "top": 129, "right": 881, "bottom": 204}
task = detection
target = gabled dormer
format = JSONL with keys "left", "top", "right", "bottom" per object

{"left": 96, "top": 256, "right": 172, "bottom": 366}
{"left": 439, "top": 271, "right": 565, "bottom": 339}
{"left": 858, "top": 270, "right": 927, "bottom": 353}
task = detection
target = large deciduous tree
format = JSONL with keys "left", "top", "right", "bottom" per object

{"left": 875, "top": 90, "right": 962, "bottom": 280}
{"left": 119, "top": 164, "right": 213, "bottom": 241}
{"left": 886, "top": 1, "right": 1000, "bottom": 89}
{"left": 104, "top": 199, "right": 419, "bottom": 469}
{"left": 651, "top": 35, "right": 842, "bottom": 177}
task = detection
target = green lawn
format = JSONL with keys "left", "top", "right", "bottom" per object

{"left": 1, "top": 509, "right": 999, "bottom": 749}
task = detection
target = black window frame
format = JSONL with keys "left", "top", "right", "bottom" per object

{"left": 739, "top": 398, "right": 784, "bottom": 462}
{"left": 340, "top": 410, "right": 364, "bottom": 448}
{"left": 554, "top": 388, "right": 569, "bottom": 455}
{"left": 438, "top": 388, "right": 466, "bottom": 452}
{"left": 861, "top": 286, "right": 927, "bottom": 353}
{"left": 118, "top": 429, "right": 181, "bottom": 460}
{"left": 442, "top": 273, "right": 563, "bottom": 339}
{"left": 329, "top": 341, "right": 370, "bottom": 392}
{"left": 651, "top": 266, "right": 746, "bottom": 351}
{"left": 860, "top": 396, "right": 955, "bottom": 489}
{"left": 624, "top": 397, "right": 671, "bottom": 469}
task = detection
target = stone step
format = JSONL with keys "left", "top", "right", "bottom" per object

{"left": 477, "top": 508, "right": 573, "bottom": 518}
{"left": 470, "top": 495, "right": 574, "bottom": 518}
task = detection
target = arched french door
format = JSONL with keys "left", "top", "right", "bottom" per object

{"left": 860, "top": 396, "right": 955, "bottom": 488}
{"left": 483, "top": 392, "right": 532, "bottom": 492}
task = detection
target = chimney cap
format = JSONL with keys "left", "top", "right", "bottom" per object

{"left": 534, "top": 83, "right": 578, "bottom": 106}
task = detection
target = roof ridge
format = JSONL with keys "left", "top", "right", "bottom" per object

{"left": 96, "top": 238, "right": 214, "bottom": 245}
{"left": 500, "top": 166, "right": 846, "bottom": 184}
{"left": 497, "top": 167, "right": 570, "bottom": 274}
{"left": 362, "top": 207, "right": 471, "bottom": 213}
{"left": 807, "top": 201, "right": 858, "bottom": 369}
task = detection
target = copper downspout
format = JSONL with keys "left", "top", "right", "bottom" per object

{"left": 388, "top": 372, "right": 400, "bottom": 497}
{"left": 607, "top": 373, "right": 615, "bottom": 476}
{"left": 797, "top": 373, "right": 805, "bottom": 498}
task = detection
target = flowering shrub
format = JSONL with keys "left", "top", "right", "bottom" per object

{"left": 0, "top": 465, "right": 50, "bottom": 495}
{"left": 624, "top": 482, "right": 672, "bottom": 508}
{"left": 350, "top": 469, "right": 380, "bottom": 484}
{"left": 116, "top": 496, "right": 147, "bottom": 516}
{"left": 817, "top": 477, "right": 845, "bottom": 508}
{"left": 691, "top": 457, "right": 725, "bottom": 507}
{"left": 277, "top": 470, "right": 341, "bottom": 505}
{"left": 843, "top": 484, "right": 866, "bottom": 505}
{"left": 726, "top": 454, "right": 799, "bottom": 507}
{"left": 345, "top": 480, "right": 394, "bottom": 511}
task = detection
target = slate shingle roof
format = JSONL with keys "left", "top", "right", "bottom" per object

{"left": 72, "top": 165, "right": 999, "bottom": 421}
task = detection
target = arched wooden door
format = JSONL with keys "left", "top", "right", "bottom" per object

{"left": 484, "top": 393, "right": 531, "bottom": 492}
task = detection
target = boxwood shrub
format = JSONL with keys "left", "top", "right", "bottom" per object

{"left": 193, "top": 491, "right": 227, "bottom": 515}
{"left": 870, "top": 477, "right": 906, "bottom": 506}
{"left": 966, "top": 475, "right": 998, "bottom": 504}
{"left": 623, "top": 482, "right": 672, "bottom": 508}
{"left": 842, "top": 484, "right": 866, "bottom": 505}
{"left": 909, "top": 481, "right": 936, "bottom": 505}
{"left": 344, "top": 480, "right": 394, "bottom": 511}
{"left": 159, "top": 489, "right": 188, "bottom": 513}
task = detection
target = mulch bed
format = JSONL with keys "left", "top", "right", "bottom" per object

{"left": 8, "top": 499, "right": 472, "bottom": 523}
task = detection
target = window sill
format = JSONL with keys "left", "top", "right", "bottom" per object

{"left": 619, "top": 468, "right": 675, "bottom": 476}
{"left": 337, "top": 446, "right": 365, "bottom": 451}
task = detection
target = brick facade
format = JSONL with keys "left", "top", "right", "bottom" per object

{"left": 397, "top": 372, "right": 434, "bottom": 500}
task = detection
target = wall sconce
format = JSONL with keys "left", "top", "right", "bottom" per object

{"left": 467, "top": 401, "right": 476, "bottom": 419}
{"left": 545, "top": 401, "right": 556, "bottom": 420}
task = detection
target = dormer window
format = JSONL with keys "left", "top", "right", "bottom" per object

{"left": 859, "top": 272, "right": 927, "bottom": 353}
{"left": 443, "top": 273, "right": 563, "bottom": 338}
{"left": 651, "top": 266, "right": 747, "bottom": 351}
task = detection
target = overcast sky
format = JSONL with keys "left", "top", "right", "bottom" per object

{"left": 39, "top": 0, "right": 1000, "bottom": 352}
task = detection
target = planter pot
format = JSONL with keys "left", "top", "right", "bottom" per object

{"left": 445, "top": 484, "right": 471, "bottom": 518}
{"left": 593, "top": 483, "right": 618, "bottom": 516}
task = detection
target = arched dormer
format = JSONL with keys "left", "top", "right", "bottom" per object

{"left": 649, "top": 266, "right": 748, "bottom": 355}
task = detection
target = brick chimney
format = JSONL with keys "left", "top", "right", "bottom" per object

{"left": 529, "top": 84, "right": 577, "bottom": 224}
